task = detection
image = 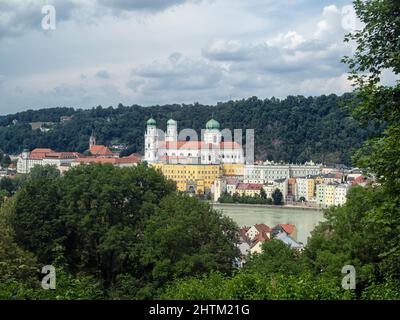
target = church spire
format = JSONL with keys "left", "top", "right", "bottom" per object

{"left": 89, "top": 131, "right": 96, "bottom": 149}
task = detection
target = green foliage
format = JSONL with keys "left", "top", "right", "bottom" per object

{"left": 4, "top": 164, "right": 239, "bottom": 299}
{"left": 244, "top": 240, "right": 304, "bottom": 276}
{"left": 361, "top": 279, "right": 400, "bottom": 300}
{"left": 139, "top": 194, "right": 239, "bottom": 297}
{"left": 218, "top": 192, "right": 273, "bottom": 205}
{"left": 161, "top": 271, "right": 355, "bottom": 300}
{"left": 272, "top": 189, "right": 283, "bottom": 205}
{"left": 303, "top": 186, "right": 398, "bottom": 291}
{"left": 0, "top": 95, "right": 379, "bottom": 166}
{"left": 0, "top": 150, "right": 11, "bottom": 167}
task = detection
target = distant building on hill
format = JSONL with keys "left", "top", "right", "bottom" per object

{"left": 17, "top": 148, "right": 80, "bottom": 174}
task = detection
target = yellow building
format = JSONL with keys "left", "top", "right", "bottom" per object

{"left": 307, "top": 178, "right": 315, "bottom": 200}
{"left": 221, "top": 163, "right": 244, "bottom": 176}
{"left": 151, "top": 163, "right": 221, "bottom": 195}
{"left": 325, "top": 184, "right": 336, "bottom": 207}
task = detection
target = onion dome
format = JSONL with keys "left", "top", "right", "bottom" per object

{"left": 206, "top": 118, "right": 220, "bottom": 130}
{"left": 147, "top": 118, "right": 156, "bottom": 126}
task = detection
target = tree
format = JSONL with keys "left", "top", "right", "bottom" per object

{"left": 139, "top": 194, "right": 239, "bottom": 298}
{"left": 244, "top": 240, "right": 303, "bottom": 276}
{"left": 304, "top": 0, "right": 400, "bottom": 297}
{"left": 342, "top": 0, "right": 400, "bottom": 194}
{"left": 260, "top": 188, "right": 267, "bottom": 200}
{"left": 272, "top": 189, "right": 283, "bottom": 205}
{"left": 6, "top": 163, "right": 241, "bottom": 298}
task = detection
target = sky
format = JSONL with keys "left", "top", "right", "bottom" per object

{"left": 0, "top": 0, "right": 364, "bottom": 114}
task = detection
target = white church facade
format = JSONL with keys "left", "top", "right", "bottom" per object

{"left": 144, "top": 118, "right": 244, "bottom": 165}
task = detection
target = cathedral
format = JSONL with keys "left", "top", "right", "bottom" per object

{"left": 144, "top": 118, "right": 244, "bottom": 164}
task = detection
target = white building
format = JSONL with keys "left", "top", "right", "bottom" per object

{"left": 212, "top": 177, "right": 227, "bottom": 202}
{"left": 316, "top": 182, "right": 350, "bottom": 208}
{"left": 244, "top": 161, "right": 321, "bottom": 183}
{"left": 262, "top": 178, "right": 288, "bottom": 201}
{"left": 17, "top": 148, "right": 80, "bottom": 174}
{"left": 144, "top": 118, "right": 244, "bottom": 165}
{"left": 334, "top": 184, "right": 350, "bottom": 206}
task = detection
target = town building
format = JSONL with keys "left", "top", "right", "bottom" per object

{"left": 296, "top": 176, "right": 316, "bottom": 201}
{"left": 151, "top": 163, "right": 221, "bottom": 195}
{"left": 236, "top": 183, "right": 264, "bottom": 197}
{"left": 238, "top": 223, "right": 302, "bottom": 256}
{"left": 144, "top": 118, "right": 244, "bottom": 165}
{"left": 17, "top": 148, "right": 80, "bottom": 174}
{"left": 271, "top": 224, "right": 298, "bottom": 241}
{"left": 72, "top": 154, "right": 140, "bottom": 168}
{"left": 316, "top": 183, "right": 351, "bottom": 208}
{"left": 244, "top": 160, "right": 321, "bottom": 183}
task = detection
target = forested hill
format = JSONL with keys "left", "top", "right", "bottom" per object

{"left": 0, "top": 94, "right": 380, "bottom": 165}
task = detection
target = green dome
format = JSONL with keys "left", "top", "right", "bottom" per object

{"left": 147, "top": 118, "right": 156, "bottom": 126}
{"left": 167, "top": 118, "right": 177, "bottom": 125}
{"left": 206, "top": 118, "right": 220, "bottom": 130}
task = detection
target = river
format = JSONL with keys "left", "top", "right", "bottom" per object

{"left": 213, "top": 204, "right": 325, "bottom": 244}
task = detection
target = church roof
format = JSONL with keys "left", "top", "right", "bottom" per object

{"left": 90, "top": 145, "right": 114, "bottom": 157}
{"left": 167, "top": 118, "right": 177, "bottom": 125}
{"left": 158, "top": 141, "right": 242, "bottom": 150}
{"left": 147, "top": 118, "right": 156, "bottom": 126}
{"left": 206, "top": 118, "right": 220, "bottom": 130}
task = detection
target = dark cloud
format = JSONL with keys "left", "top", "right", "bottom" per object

{"left": 132, "top": 53, "right": 223, "bottom": 91}
{"left": 95, "top": 70, "right": 111, "bottom": 79}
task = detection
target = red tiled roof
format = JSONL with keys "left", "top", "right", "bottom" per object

{"left": 279, "top": 224, "right": 295, "bottom": 235}
{"left": 251, "top": 232, "right": 270, "bottom": 248}
{"left": 158, "top": 141, "right": 210, "bottom": 149}
{"left": 237, "top": 183, "right": 264, "bottom": 191}
{"left": 239, "top": 227, "right": 250, "bottom": 243}
{"left": 254, "top": 223, "right": 272, "bottom": 234}
{"left": 29, "top": 148, "right": 55, "bottom": 160}
{"left": 158, "top": 140, "right": 242, "bottom": 150}
{"left": 74, "top": 156, "right": 139, "bottom": 165}
{"left": 90, "top": 145, "right": 114, "bottom": 156}
{"left": 31, "top": 148, "right": 54, "bottom": 153}
{"left": 351, "top": 176, "right": 365, "bottom": 185}
{"left": 45, "top": 152, "right": 80, "bottom": 159}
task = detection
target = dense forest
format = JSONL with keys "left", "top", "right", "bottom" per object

{"left": 0, "top": 94, "right": 381, "bottom": 165}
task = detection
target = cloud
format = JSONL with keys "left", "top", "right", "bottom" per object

{"left": 0, "top": 0, "right": 204, "bottom": 40}
{"left": 95, "top": 70, "right": 111, "bottom": 79}
{"left": 0, "top": 2, "right": 362, "bottom": 113}
{"left": 0, "top": 0, "right": 78, "bottom": 40}
{"left": 202, "top": 5, "right": 352, "bottom": 85}
{"left": 132, "top": 52, "right": 223, "bottom": 91}
{"left": 96, "top": 0, "right": 196, "bottom": 13}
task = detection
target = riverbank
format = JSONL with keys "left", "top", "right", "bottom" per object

{"left": 214, "top": 203, "right": 324, "bottom": 244}
{"left": 212, "top": 202, "right": 322, "bottom": 211}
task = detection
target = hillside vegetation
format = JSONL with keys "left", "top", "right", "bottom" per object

{"left": 0, "top": 94, "right": 380, "bottom": 165}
